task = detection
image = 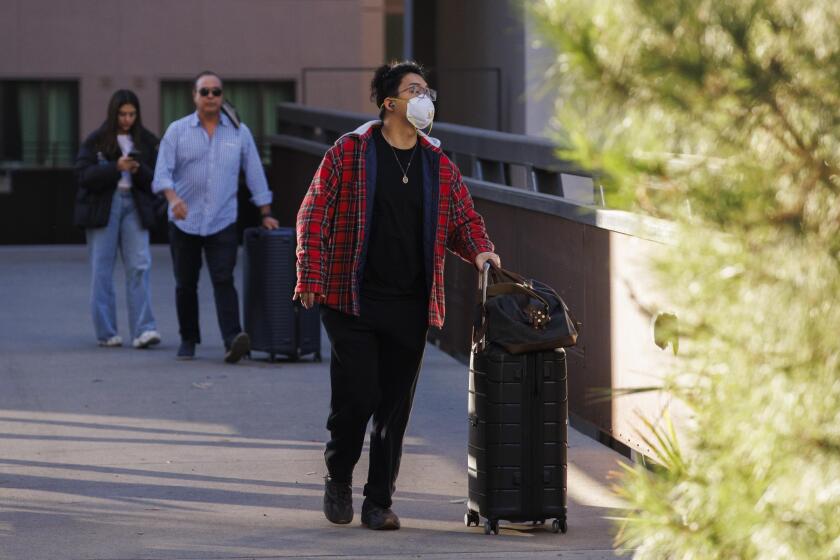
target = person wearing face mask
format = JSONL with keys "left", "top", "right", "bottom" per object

{"left": 295, "top": 61, "right": 501, "bottom": 530}
{"left": 74, "top": 89, "right": 162, "bottom": 349}
{"left": 153, "top": 71, "right": 279, "bottom": 363}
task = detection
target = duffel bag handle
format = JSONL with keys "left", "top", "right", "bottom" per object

{"left": 487, "top": 266, "right": 580, "bottom": 329}
{"left": 488, "top": 265, "right": 531, "bottom": 286}
{"left": 485, "top": 282, "right": 550, "bottom": 311}
{"left": 481, "top": 264, "right": 541, "bottom": 303}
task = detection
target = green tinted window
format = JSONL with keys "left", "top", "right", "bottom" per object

{"left": 0, "top": 81, "right": 78, "bottom": 166}
{"left": 160, "top": 82, "right": 194, "bottom": 133}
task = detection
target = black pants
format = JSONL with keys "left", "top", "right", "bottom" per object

{"left": 168, "top": 222, "right": 241, "bottom": 347}
{"left": 320, "top": 296, "right": 429, "bottom": 508}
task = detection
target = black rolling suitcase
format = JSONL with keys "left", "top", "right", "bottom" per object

{"left": 465, "top": 265, "right": 569, "bottom": 535}
{"left": 242, "top": 227, "right": 321, "bottom": 362}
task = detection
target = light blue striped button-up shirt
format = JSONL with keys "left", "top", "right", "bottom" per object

{"left": 153, "top": 111, "right": 272, "bottom": 236}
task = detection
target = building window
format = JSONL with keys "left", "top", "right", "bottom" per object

{"left": 160, "top": 80, "right": 295, "bottom": 160}
{"left": 160, "top": 81, "right": 195, "bottom": 135}
{"left": 0, "top": 81, "right": 79, "bottom": 166}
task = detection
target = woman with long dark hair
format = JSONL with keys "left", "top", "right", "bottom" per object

{"left": 74, "top": 89, "right": 162, "bottom": 348}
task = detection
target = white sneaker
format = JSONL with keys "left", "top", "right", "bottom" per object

{"left": 98, "top": 336, "right": 123, "bottom": 347}
{"left": 133, "top": 330, "right": 162, "bottom": 349}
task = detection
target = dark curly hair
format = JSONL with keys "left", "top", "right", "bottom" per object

{"left": 370, "top": 61, "right": 427, "bottom": 119}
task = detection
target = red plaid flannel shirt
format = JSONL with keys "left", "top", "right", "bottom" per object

{"left": 295, "top": 122, "right": 494, "bottom": 328}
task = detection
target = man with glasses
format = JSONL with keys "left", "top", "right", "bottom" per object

{"left": 153, "top": 71, "right": 279, "bottom": 363}
{"left": 296, "top": 61, "right": 500, "bottom": 530}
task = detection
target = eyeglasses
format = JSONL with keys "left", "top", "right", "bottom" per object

{"left": 198, "top": 87, "right": 223, "bottom": 98}
{"left": 398, "top": 84, "right": 437, "bottom": 101}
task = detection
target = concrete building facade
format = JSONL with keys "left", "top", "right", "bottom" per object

{"left": 409, "top": 0, "right": 557, "bottom": 136}
{"left": 0, "top": 0, "right": 563, "bottom": 170}
{"left": 0, "top": 0, "right": 386, "bottom": 165}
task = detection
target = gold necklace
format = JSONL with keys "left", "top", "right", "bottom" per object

{"left": 382, "top": 130, "right": 418, "bottom": 184}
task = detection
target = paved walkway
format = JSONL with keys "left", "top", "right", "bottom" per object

{"left": 0, "top": 246, "right": 631, "bottom": 560}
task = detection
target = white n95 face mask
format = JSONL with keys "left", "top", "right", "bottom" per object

{"left": 405, "top": 95, "right": 435, "bottom": 130}
{"left": 385, "top": 95, "right": 436, "bottom": 131}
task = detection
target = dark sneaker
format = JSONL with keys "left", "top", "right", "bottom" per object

{"left": 361, "top": 498, "right": 400, "bottom": 530}
{"left": 323, "top": 477, "right": 353, "bottom": 524}
{"left": 224, "top": 332, "right": 250, "bottom": 364}
{"left": 177, "top": 341, "right": 196, "bottom": 360}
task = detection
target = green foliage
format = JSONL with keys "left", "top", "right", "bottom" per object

{"left": 530, "top": 1, "right": 840, "bottom": 558}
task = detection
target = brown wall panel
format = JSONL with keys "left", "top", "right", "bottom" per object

{"left": 579, "top": 225, "right": 613, "bottom": 433}
{"left": 270, "top": 146, "right": 323, "bottom": 229}
{"left": 435, "top": 252, "right": 476, "bottom": 363}
{"left": 474, "top": 199, "right": 520, "bottom": 271}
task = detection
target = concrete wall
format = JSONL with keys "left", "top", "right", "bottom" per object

{"left": 0, "top": 0, "right": 385, "bottom": 138}
{"left": 430, "top": 0, "right": 526, "bottom": 132}
{"left": 414, "top": 0, "right": 558, "bottom": 137}
{"left": 523, "top": 12, "right": 559, "bottom": 138}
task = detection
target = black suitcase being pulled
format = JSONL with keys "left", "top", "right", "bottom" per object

{"left": 465, "top": 264, "right": 569, "bottom": 535}
{"left": 242, "top": 227, "right": 321, "bottom": 362}
{"left": 466, "top": 345, "right": 569, "bottom": 535}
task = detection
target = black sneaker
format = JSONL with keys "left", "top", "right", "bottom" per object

{"left": 176, "top": 341, "right": 196, "bottom": 360}
{"left": 323, "top": 477, "right": 353, "bottom": 524}
{"left": 361, "top": 498, "right": 400, "bottom": 530}
{"left": 224, "top": 332, "right": 250, "bottom": 364}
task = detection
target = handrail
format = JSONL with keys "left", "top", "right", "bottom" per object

{"left": 276, "top": 102, "right": 596, "bottom": 202}
{"left": 270, "top": 104, "right": 674, "bottom": 244}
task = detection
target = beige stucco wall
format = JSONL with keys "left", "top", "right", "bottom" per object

{"left": 606, "top": 230, "right": 686, "bottom": 457}
{"left": 0, "top": 0, "right": 385, "bottom": 137}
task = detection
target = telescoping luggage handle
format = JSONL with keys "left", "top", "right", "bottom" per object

{"left": 481, "top": 261, "right": 491, "bottom": 305}
{"left": 474, "top": 262, "right": 500, "bottom": 352}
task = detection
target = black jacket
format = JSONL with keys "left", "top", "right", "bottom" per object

{"left": 73, "top": 126, "right": 162, "bottom": 229}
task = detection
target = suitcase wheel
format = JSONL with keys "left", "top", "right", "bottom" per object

{"left": 552, "top": 518, "right": 567, "bottom": 534}
{"left": 484, "top": 519, "right": 499, "bottom": 535}
{"left": 464, "top": 510, "right": 480, "bottom": 527}
{"left": 314, "top": 351, "right": 322, "bottom": 363}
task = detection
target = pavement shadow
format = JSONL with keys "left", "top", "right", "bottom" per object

{"left": 0, "top": 246, "right": 630, "bottom": 558}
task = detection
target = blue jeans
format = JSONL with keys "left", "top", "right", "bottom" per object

{"left": 86, "top": 190, "right": 157, "bottom": 341}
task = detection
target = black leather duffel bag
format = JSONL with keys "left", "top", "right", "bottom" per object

{"left": 473, "top": 265, "right": 581, "bottom": 354}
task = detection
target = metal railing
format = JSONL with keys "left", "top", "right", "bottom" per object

{"left": 2, "top": 141, "right": 78, "bottom": 168}
{"left": 275, "top": 102, "right": 601, "bottom": 206}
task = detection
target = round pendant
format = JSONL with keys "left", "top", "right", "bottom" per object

{"left": 402, "top": 176, "right": 409, "bottom": 184}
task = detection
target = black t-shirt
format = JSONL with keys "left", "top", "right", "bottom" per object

{"left": 361, "top": 128, "right": 426, "bottom": 300}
